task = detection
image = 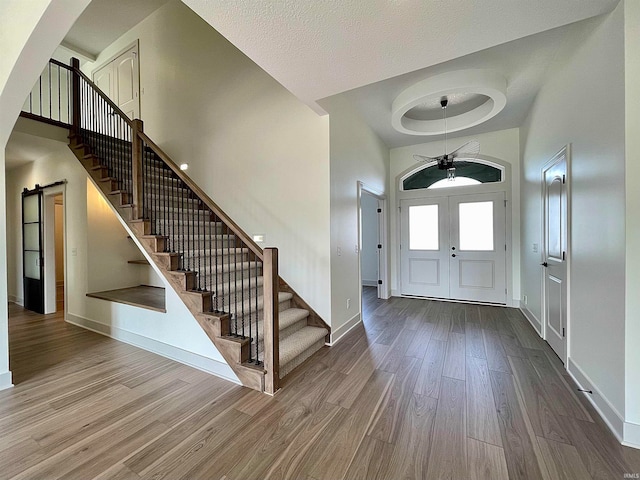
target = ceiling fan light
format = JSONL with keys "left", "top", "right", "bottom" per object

{"left": 447, "top": 167, "right": 456, "bottom": 181}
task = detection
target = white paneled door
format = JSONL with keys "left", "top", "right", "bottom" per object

{"left": 401, "top": 192, "right": 506, "bottom": 303}
{"left": 542, "top": 149, "right": 567, "bottom": 362}
{"left": 93, "top": 44, "right": 140, "bottom": 120}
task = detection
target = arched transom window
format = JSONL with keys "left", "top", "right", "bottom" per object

{"left": 402, "top": 161, "right": 504, "bottom": 191}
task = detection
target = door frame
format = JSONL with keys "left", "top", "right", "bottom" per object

{"left": 395, "top": 154, "right": 514, "bottom": 305}
{"left": 42, "top": 183, "right": 67, "bottom": 315}
{"left": 541, "top": 145, "right": 571, "bottom": 364}
{"left": 357, "top": 181, "right": 389, "bottom": 315}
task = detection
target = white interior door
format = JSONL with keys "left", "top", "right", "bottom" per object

{"left": 543, "top": 151, "right": 568, "bottom": 361}
{"left": 449, "top": 192, "right": 506, "bottom": 303}
{"left": 400, "top": 192, "right": 506, "bottom": 303}
{"left": 92, "top": 44, "right": 140, "bottom": 120}
{"left": 400, "top": 198, "right": 449, "bottom": 298}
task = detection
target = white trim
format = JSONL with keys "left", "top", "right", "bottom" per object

{"left": 0, "top": 371, "right": 13, "bottom": 391}
{"left": 519, "top": 302, "right": 542, "bottom": 335}
{"left": 328, "top": 312, "right": 361, "bottom": 345}
{"left": 66, "top": 313, "right": 240, "bottom": 385}
{"left": 8, "top": 295, "right": 23, "bottom": 306}
{"left": 623, "top": 422, "right": 640, "bottom": 449}
{"left": 567, "top": 357, "right": 625, "bottom": 443}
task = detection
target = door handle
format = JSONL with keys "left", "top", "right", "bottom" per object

{"left": 541, "top": 262, "right": 548, "bottom": 267}
{"left": 452, "top": 254, "right": 456, "bottom": 258}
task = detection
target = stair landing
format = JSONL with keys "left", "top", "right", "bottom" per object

{"left": 86, "top": 285, "right": 166, "bottom": 312}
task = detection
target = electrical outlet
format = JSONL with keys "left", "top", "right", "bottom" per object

{"left": 523, "top": 295, "right": 528, "bottom": 305}
{"left": 355, "top": 244, "right": 359, "bottom": 254}
{"left": 71, "top": 248, "right": 77, "bottom": 257}
{"left": 346, "top": 298, "right": 351, "bottom": 309}
{"left": 532, "top": 243, "right": 538, "bottom": 253}
{"left": 337, "top": 246, "right": 342, "bottom": 256}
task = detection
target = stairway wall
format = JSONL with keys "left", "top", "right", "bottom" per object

{"left": 5, "top": 132, "right": 238, "bottom": 382}
{"left": 86, "top": 0, "right": 332, "bottom": 323}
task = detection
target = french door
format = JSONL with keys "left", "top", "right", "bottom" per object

{"left": 22, "top": 188, "right": 45, "bottom": 313}
{"left": 400, "top": 192, "right": 507, "bottom": 303}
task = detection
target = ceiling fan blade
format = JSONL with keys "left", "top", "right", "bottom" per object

{"left": 449, "top": 140, "right": 480, "bottom": 161}
{"left": 413, "top": 154, "right": 440, "bottom": 163}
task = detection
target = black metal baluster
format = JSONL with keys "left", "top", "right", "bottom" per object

{"left": 48, "top": 62, "right": 52, "bottom": 119}
{"left": 208, "top": 211, "right": 213, "bottom": 309}
{"left": 256, "top": 256, "right": 261, "bottom": 364}
{"left": 247, "top": 250, "right": 252, "bottom": 362}
{"left": 38, "top": 73, "right": 42, "bottom": 116}
{"left": 197, "top": 199, "right": 202, "bottom": 290}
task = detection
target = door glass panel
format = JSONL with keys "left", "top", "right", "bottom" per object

{"left": 24, "top": 251, "right": 40, "bottom": 279}
{"left": 409, "top": 205, "right": 439, "bottom": 250}
{"left": 459, "top": 201, "right": 494, "bottom": 251}
{"left": 23, "top": 195, "right": 39, "bottom": 223}
{"left": 24, "top": 223, "right": 40, "bottom": 251}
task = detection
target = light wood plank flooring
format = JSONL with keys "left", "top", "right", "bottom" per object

{"left": 3, "top": 290, "right": 640, "bottom": 479}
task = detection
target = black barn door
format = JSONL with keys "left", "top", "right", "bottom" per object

{"left": 22, "top": 188, "right": 44, "bottom": 313}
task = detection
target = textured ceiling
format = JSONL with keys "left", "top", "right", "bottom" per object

{"left": 182, "top": 0, "right": 618, "bottom": 113}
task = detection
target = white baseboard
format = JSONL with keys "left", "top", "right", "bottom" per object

{"left": 8, "top": 295, "right": 23, "bottom": 306}
{"left": 519, "top": 302, "right": 542, "bottom": 335}
{"left": 66, "top": 313, "right": 240, "bottom": 385}
{"left": 328, "top": 312, "right": 361, "bottom": 346}
{"left": 567, "top": 357, "right": 625, "bottom": 444}
{"left": 362, "top": 280, "right": 378, "bottom": 287}
{"left": 0, "top": 371, "right": 13, "bottom": 391}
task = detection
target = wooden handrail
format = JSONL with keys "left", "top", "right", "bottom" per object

{"left": 72, "top": 64, "right": 134, "bottom": 129}
{"left": 263, "top": 247, "right": 280, "bottom": 394}
{"left": 135, "top": 130, "right": 264, "bottom": 261}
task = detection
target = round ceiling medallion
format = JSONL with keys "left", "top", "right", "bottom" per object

{"left": 391, "top": 69, "right": 507, "bottom": 136}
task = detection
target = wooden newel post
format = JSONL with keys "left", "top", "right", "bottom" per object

{"left": 71, "top": 58, "right": 81, "bottom": 136}
{"left": 131, "top": 119, "right": 144, "bottom": 219}
{"left": 263, "top": 247, "right": 280, "bottom": 394}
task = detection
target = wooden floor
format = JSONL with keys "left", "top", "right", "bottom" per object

{"left": 2, "top": 291, "right": 640, "bottom": 479}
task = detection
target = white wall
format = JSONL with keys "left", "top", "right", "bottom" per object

{"left": 624, "top": 0, "right": 640, "bottom": 440}
{"left": 319, "top": 96, "right": 389, "bottom": 342}
{"left": 86, "top": 0, "right": 332, "bottom": 323}
{"left": 520, "top": 5, "right": 627, "bottom": 421}
{"left": 389, "top": 128, "right": 521, "bottom": 304}
{"left": 5, "top": 133, "right": 237, "bottom": 382}
{"left": 360, "top": 192, "right": 379, "bottom": 286}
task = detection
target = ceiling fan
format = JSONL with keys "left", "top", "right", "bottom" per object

{"left": 412, "top": 98, "right": 480, "bottom": 180}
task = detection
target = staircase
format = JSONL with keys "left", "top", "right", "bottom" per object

{"left": 24, "top": 58, "right": 329, "bottom": 394}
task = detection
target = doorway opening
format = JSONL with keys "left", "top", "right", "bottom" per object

{"left": 358, "top": 182, "right": 388, "bottom": 314}
{"left": 53, "top": 194, "right": 64, "bottom": 312}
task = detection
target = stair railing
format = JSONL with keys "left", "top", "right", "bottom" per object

{"left": 22, "top": 58, "right": 280, "bottom": 392}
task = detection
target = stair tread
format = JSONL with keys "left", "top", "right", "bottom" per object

{"left": 279, "top": 326, "right": 328, "bottom": 366}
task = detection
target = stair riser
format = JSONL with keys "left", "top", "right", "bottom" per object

{"left": 178, "top": 238, "right": 237, "bottom": 249}
{"left": 214, "top": 284, "right": 265, "bottom": 305}
{"left": 256, "top": 319, "right": 309, "bottom": 355}
{"left": 226, "top": 299, "right": 292, "bottom": 335}
{"left": 191, "top": 266, "right": 263, "bottom": 285}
